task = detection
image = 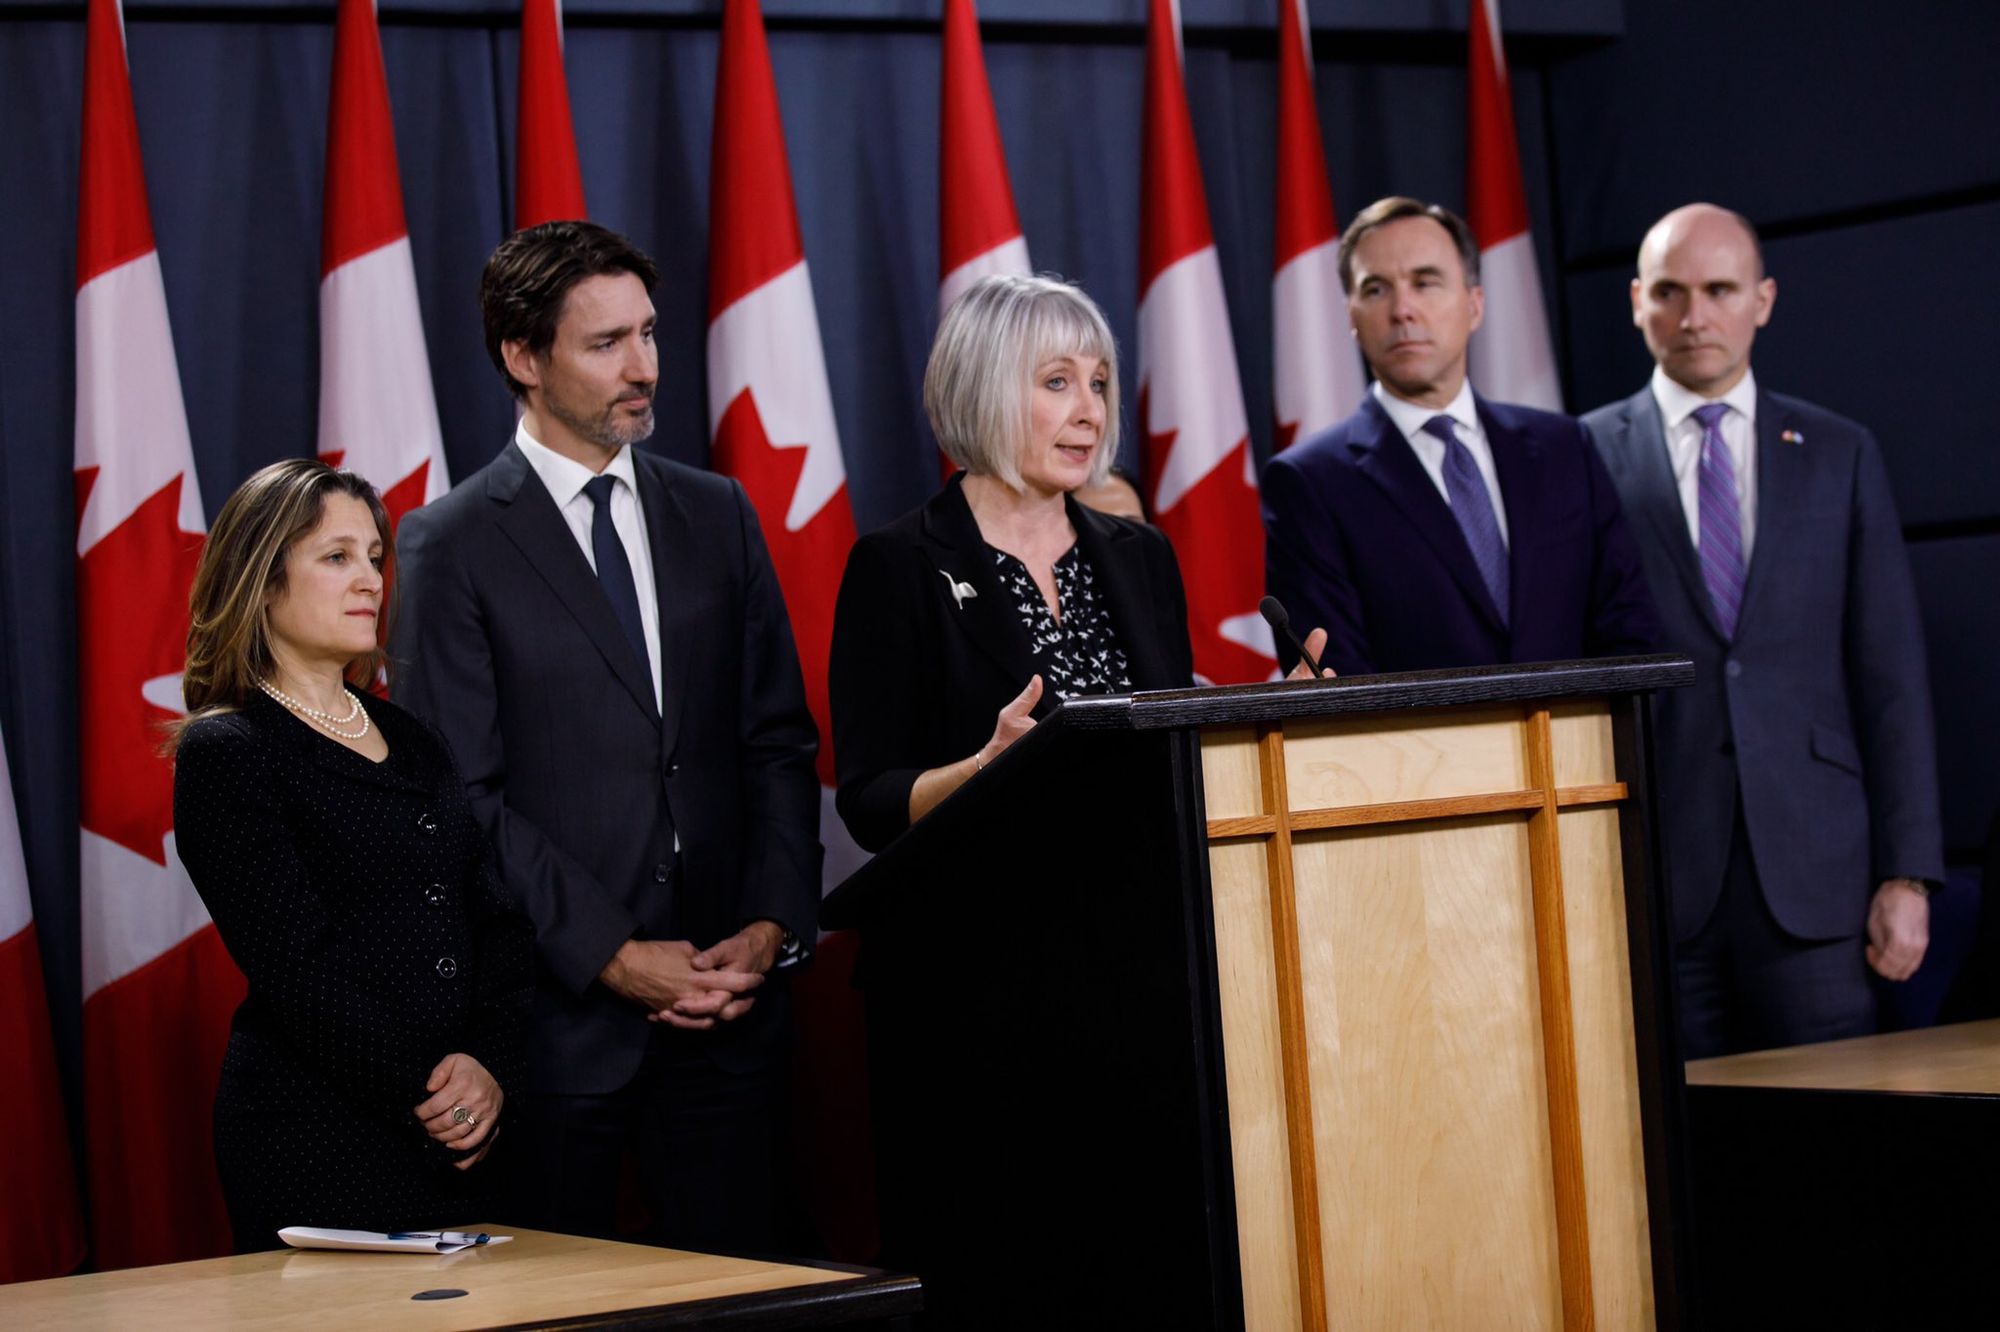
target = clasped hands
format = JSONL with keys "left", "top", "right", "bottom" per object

{"left": 413, "top": 1052, "right": 502, "bottom": 1171}
{"left": 601, "top": 923, "right": 783, "bottom": 1030}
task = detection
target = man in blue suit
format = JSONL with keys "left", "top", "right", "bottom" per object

{"left": 1263, "top": 196, "right": 1658, "bottom": 676}
{"left": 1582, "top": 203, "right": 1942, "bottom": 1058}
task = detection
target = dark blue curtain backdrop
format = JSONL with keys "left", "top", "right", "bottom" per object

{"left": 3, "top": 0, "right": 1997, "bottom": 1183}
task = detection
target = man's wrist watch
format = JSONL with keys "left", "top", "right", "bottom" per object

{"left": 772, "top": 928, "right": 806, "bottom": 969}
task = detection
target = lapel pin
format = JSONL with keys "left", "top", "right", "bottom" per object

{"left": 1780, "top": 428, "right": 1805, "bottom": 445}
{"left": 939, "top": 569, "right": 978, "bottom": 609}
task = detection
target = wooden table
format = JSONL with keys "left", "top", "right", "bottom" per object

{"left": 1686, "top": 1015, "right": 2000, "bottom": 1092}
{"left": 1682, "top": 1020, "right": 2000, "bottom": 1327}
{"left": 0, "top": 1227, "right": 919, "bottom": 1330}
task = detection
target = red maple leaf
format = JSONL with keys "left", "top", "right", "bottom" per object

{"left": 712, "top": 391, "right": 857, "bottom": 786}
{"left": 1141, "top": 395, "right": 1272, "bottom": 685}
{"left": 75, "top": 471, "right": 204, "bottom": 866}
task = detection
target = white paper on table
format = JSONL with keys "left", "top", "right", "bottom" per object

{"left": 277, "top": 1226, "right": 513, "bottom": 1254}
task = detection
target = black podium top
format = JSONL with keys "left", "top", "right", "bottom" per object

{"left": 822, "top": 654, "right": 1691, "bottom": 930}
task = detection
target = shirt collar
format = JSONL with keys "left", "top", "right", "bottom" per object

{"left": 1372, "top": 378, "right": 1479, "bottom": 446}
{"left": 1651, "top": 363, "right": 1758, "bottom": 432}
{"left": 515, "top": 418, "right": 638, "bottom": 509}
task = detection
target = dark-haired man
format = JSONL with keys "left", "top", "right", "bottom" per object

{"left": 1262, "top": 196, "right": 1658, "bottom": 675}
{"left": 1582, "top": 203, "right": 1941, "bottom": 1058}
{"left": 392, "top": 221, "right": 820, "bottom": 1249}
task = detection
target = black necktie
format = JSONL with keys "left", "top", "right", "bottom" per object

{"left": 581, "top": 474, "right": 649, "bottom": 671}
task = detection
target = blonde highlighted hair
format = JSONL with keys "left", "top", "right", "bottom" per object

{"left": 169, "top": 459, "right": 391, "bottom": 749}
{"left": 925, "top": 273, "right": 1121, "bottom": 492}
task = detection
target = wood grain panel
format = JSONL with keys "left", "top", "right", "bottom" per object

{"left": 1292, "top": 819, "right": 1562, "bottom": 1328}
{"left": 1559, "top": 806, "right": 1655, "bottom": 1328}
{"left": 1206, "top": 838, "right": 1304, "bottom": 1332}
{"left": 0, "top": 1228, "right": 877, "bottom": 1331}
{"left": 1258, "top": 729, "right": 1329, "bottom": 1332}
{"left": 1523, "top": 709, "right": 1595, "bottom": 1330}
{"left": 1686, "top": 1018, "right": 2000, "bottom": 1093}
{"left": 1208, "top": 786, "right": 1628, "bottom": 842}
{"left": 1281, "top": 707, "right": 1529, "bottom": 811}
{"left": 1549, "top": 701, "right": 1618, "bottom": 789}
{"left": 1201, "top": 727, "right": 1265, "bottom": 819}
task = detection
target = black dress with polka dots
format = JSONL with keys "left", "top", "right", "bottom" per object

{"left": 173, "top": 689, "right": 533, "bottom": 1250}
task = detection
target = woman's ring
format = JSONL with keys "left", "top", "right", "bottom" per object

{"left": 451, "top": 1106, "right": 469, "bottom": 1125}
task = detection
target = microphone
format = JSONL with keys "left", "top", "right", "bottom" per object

{"left": 1259, "top": 596, "right": 1325, "bottom": 680}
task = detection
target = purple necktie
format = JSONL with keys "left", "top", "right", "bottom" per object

{"left": 1423, "top": 414, "right": 1509, "bottom": 625}
{"left": 1693, "top": 402, "right": 1745, "bottom": 639}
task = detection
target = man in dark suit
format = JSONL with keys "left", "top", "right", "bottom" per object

{"left": 1263, "top": 196, "right": 1658, "bottom": 676}
{"left": 391, "top": 222, "right": 821, "bottom": 1248}
{"left": 1582, "top": 203, "right": 1942, "bottom": 1058}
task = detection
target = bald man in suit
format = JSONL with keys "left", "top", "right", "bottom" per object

{"left": 1582, "top": 203, "right": 1942, "bottom": 1058}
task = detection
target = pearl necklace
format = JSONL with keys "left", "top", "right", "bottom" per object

{"left": 257, "top": 678, "right": 372, "bottom": 741}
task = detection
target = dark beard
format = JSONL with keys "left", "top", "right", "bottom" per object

{"left": 545, "top": 387, "right": 657, "bottom": 452}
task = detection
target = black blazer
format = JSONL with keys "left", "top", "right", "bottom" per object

{"left": 1262, "top": 392, "right": 1660, "bottom": 675}
{"left": 173, "top": 691, "right": 532, "bottom": 1239}
{"left": 829, "top": 475, "right": 1195, "bottom": 853}
{"left": 391, "top": 442, "right": 822, "bottom": 1095}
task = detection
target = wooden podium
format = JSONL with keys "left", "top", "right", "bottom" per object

{"left": 824, "top": 656, "right": 1693, "bottom": 1330}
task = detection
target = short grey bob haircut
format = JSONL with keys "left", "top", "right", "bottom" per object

{"left": 925, "top": 273, "right": 1121, "bottom": 493}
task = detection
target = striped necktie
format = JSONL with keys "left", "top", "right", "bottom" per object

{"left": 1693, "top": 402, "right": 1745, "bottom": 639}
{"left": 1422, "top": 414, "right": 1509, "bottom": 625}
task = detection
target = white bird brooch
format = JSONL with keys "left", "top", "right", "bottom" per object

{"left": 939, "top": 569, "right": 978, "bottom": 609}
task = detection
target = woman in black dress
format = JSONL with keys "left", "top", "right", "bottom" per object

{"left": 829, "top": 274, "right": 1328, "bottom": 852}
{"left": 170, "top": 459, "right": 531, "bottom": 1250}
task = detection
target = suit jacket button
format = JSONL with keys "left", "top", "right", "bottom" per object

{"left": 654, "top": 863, "right": 671, "bottom": 884}
{"left": 1724, "top": 660, "right": 1742, "bottom": 679}
{"left": 417, "top": 812, "right": 440, "bottom": 834}
{"left": 667, "top": 762, "right": 680, "bottom": 777}
{"left": 436, "top": 956, "right": 458, "bottom": 979}
{"left": 425, "top": 883, "right": 448, "bottom": 906}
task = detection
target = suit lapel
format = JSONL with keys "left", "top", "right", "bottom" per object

{"left": 488, "top": 443, "right": 661, "bottom": 725}
{"left": 1068, "top": 498, "right": 1167, "bottom": 690}
{"left": 1615, "top": 390, "right": 1727, "bottom": 641}
{"left": 1481, "top": 397, "right": 1540, "bottom": 635}
{"left": 918, "top": 478, "right": 1039, "bottom": 692}
{"left": 1351, "top": 395, "right": 1504, "bottom": 632}
{"left": 1735, "top": 389, "right": 1802, "bottom": 635}
{"left": 636, "top": 455, "right": 697, "bottom": 764}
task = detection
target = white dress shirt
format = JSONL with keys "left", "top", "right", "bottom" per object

{"left": 514, "top": 421, "right": 663, "bottom": 711}
{"left": 1651, "top": 364, "right": 1759, "bottom": 563}
{"left": 1371, "top": 379, "right": 1510, "bottom": 546}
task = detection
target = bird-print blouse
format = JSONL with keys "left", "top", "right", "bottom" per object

{"left": 990, "top": 544, "right": 1133, "bottom": 700}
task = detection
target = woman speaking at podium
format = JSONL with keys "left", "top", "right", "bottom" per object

{"left": 169, "top": 460, "right": 532, "bottom": 1249}
{"left": 828, "top": 275, "right": 1198, "bottom": 853}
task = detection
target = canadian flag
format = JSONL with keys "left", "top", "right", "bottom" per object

{"left": 318, "top": 0, "right": 449, "bottom": 527}
{"left": 0, "top": 725, "right": 86, "bottom": 1283}
{"left": 74, "top": 0, "right": 245, "bottom": 1268}
{"left": 938, "top": 0, "right": 1028, "bottom": 318}
{"left": 515, "top": 0, "right": 587, "bottom": 228}
{"left": 1272, "top": 0, "right": 1365, "bottom": 452}
{"left": 1139, "top": 0, "right": 1272, "bottom": 684}
{"left": 706, "top": 0, "right": 873, "bottom": 1261}
{"left": 1463, "top": 0, "right": 1561, "bottom": 410}
{"left": 937, "top": 0, "right": 1029, "bottom": 482}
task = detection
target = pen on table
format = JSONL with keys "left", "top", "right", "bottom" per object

{"left": 388, "top": 1231, "right": 490, "bottom": 1245}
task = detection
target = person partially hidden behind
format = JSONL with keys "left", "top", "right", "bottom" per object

{"left": 171, "top": 459, "right": 532, "bottom": 1250}
{"left": 1262, "top": 196, "right": 1658, "bottom": 675}
{"left": 1583, "top": 203, "right": 1943, "bottom": 1058}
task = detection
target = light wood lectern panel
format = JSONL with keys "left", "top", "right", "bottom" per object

{"left": 822, "top": 656, "right": 1691, "bottom": 1331}
{"left": 1202, "top": 701, "right": 1652, "bottom": 1331}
